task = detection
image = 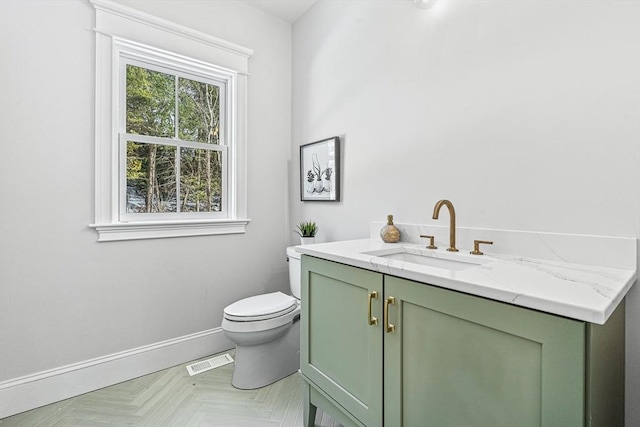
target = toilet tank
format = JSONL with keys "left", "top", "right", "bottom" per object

{"left": 286, "top": 246, "right": 302, "bottom": 299}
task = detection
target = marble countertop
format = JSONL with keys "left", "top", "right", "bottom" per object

{"left": 296, "top": 239, "right": 637, "bottom": 324}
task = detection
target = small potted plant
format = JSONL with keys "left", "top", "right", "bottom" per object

{"left": 295, "top": 220, "right": 318, "bottom": 245}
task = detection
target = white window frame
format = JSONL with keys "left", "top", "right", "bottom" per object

{"left": 89, "top": 0, "right": 252, "bottom": 241}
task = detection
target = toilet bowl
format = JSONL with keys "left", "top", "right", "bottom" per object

{"left": 221, "top": 246, "right": 302, "bottom": 389}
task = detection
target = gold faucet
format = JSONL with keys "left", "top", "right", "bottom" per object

{"left": 432, "top": 199, "right": 458, "bottom": 252}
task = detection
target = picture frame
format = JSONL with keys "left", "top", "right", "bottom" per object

{"left": 300, "top": 136, "right": 340, "bottom": 201}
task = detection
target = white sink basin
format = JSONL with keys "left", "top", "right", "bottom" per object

{"left": 362, "top": 247, "right": 490, "bottom": 271}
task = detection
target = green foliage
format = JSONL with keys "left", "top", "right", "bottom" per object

{"left": 126, "top": 65, "right": 175, "bottom": 137}
{"left": 180, "top": 148, "right": 221, "bottom": 212}
{"left": 295, "top": 220, "right": 318, "bottom": 237}
{"left": 179, "top": 79, "right": 220, "bottom": 144}
{"left": 125, "top": 64, "right": 222, "bottom": 213}
{"left": 126, "top": 142, "right": 145, "bottom": 180}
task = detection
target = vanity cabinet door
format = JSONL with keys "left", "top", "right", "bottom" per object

{"left": 383, "top": 276, "right": 585, "bottom": 427}
{"left": 301, "top": 256, "right": 384, "bottom": 427}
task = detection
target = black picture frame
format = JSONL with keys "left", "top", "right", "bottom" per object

{"left": 300, "top": 136, "right": 340, "bottom": 201}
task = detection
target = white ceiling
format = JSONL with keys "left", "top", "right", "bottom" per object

{"left": 239, "top": 0, "right": 318, "bottom": 23}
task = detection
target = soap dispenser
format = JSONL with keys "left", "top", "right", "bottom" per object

{"left": 380, "top": 215, "right": 400, "bottom": 243}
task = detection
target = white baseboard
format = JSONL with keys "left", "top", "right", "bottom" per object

{"left": 0, "top": 328, "right": 233, "bottom": 419}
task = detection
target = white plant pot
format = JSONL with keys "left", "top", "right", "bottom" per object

{"left": 300, "top": 237, "right": 315, "bottom": 245}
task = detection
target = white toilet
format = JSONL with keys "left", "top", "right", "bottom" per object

{"left": 221, "top": 246, "right": 301, "bottom": 389}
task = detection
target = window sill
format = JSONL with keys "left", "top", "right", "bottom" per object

{"left": 89, "top": 219, "right": 251, "bottom": 242}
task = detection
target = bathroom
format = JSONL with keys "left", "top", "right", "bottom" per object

{"left": 0, "top": 0, "right": 638, "bottom": 425}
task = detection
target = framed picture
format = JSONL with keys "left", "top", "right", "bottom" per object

{"left": 300, "top": 136, "right": 340, "bottom": 201}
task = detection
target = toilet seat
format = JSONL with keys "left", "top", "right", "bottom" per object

{"left": 224, "top": 292, "right": 297, "bottom": 322}
{"left": 222, "top": 293, "right": 300, "bottom": 334}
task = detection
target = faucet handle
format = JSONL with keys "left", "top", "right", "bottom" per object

{"left": 471, "top": 240, "right": 493, "bottom": 255}
{"left": 420, "top": 234, "right": 438, "bottom": 249}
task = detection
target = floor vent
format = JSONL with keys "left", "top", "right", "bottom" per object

{"left": 186, "top": 353, "right": 234, "bottom": 376}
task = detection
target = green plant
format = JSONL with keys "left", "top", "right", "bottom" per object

{"left": 295, "top": 220, "right": 318, "bottom": 237}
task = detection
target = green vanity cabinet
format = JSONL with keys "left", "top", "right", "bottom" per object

{"left": 301, "top": 255, "right": 625, "bottom": 427}
{"left": 301, "top": 255, "right": 384, "bottom": 427}
{"left": 384, "top": 275, "right": 585, "bottom": 427}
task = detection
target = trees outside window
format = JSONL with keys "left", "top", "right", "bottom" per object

{"left": 123, "top": 64, "right": 226, "bottom": 218}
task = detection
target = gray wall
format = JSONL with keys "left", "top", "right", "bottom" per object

{"left": 290, "top": 1, "right": 640, "bottom": 425}
{"left": 1, "top": 0, "right": 639, "bottom": 424}
{"left": 0, "top": 0, "right": 292, "bottom": 381}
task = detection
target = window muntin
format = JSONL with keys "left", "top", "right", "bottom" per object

{"left": 119, "top": 60, "right": 228, "bottom": 221}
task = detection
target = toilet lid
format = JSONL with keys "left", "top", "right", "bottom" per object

{"left": 224, "top": 292, "right": 297, "bottom": 322}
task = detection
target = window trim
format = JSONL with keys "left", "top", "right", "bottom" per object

{"left": 89, "top": 0, "right": 252, "bottom": 241}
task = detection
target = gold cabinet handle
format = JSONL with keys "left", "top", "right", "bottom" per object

{"left": 367, "top": 291, "right": 378, "bottom": 326}
{"left": 384, "top": 296, "right": 396, "bottom": 334}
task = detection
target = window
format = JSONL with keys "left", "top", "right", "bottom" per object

{"left": 121, "top": 61, "right": 227, "bottom": 220}
{"left": 90, "top": 0, "right": 252, "bottom": 241}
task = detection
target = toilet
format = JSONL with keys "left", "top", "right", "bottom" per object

{"left": 221, "top": 246, "right": 301, "bottom": 389}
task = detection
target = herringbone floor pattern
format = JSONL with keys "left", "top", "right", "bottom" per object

{"left": 0, "top": 351, "right": 343, "bottom": 427}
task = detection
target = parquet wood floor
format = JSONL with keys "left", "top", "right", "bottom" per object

{"left": 0, "top": 351, "right": 342, "bottom": 427}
